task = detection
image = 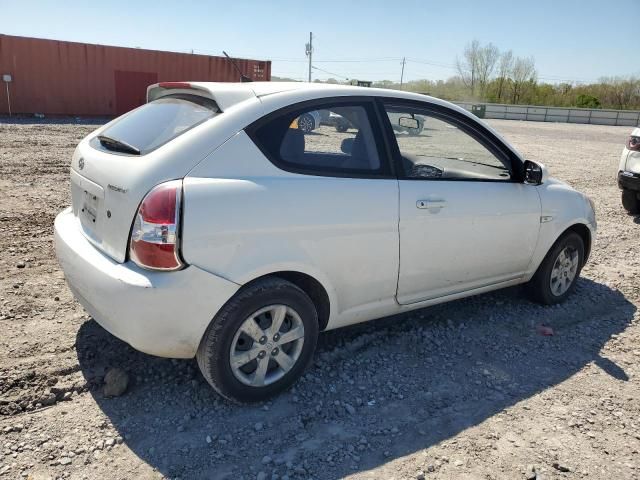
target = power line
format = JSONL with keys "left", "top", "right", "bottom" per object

{"left": 226, "top": 48, "right": 607, "bottom": 85}
{"left": 197, "top": 49, "right": 602, "bottom": 85}
{"left": 42, "top": 36, "right": 606, "bottom": 85}
{"left": 313, "top": 58, "right": 401, "bottom": 63}
{"left": 406, "top": 58, "right": 458, "bottom": 69}
{"left": 311, "top": 65, "right": 350, "bottom": 80}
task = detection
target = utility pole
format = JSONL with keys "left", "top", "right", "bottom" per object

{"left": 2, "top": 74, "right": 12, "bottom": 116}
{"left": 400, "top": 57, "right": 406, "bottom": 89}
{"left": 305, "top": 32, "right": 313, "bottom": 82}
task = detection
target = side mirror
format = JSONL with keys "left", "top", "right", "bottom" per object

{"left": 524, "top": 160, "right": 548, "bottom": 185}
{"left": 399, "top": 116, "right": 419, "bottom": 130}
{"left": 340, "top": 138, "right": 354, "bottom": 154}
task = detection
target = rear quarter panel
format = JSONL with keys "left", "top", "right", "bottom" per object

{"left": 68, "top": 95, "right": 265, "bottom": 262}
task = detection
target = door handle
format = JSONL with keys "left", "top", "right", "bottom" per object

{"left": 417, "top": 200, "right": 446, "bottom": 209}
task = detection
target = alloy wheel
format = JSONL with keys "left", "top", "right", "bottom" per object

{"left": 298, "top": 116, "right": 314, "bottom": 133}
{"left": 229, "top": 305, "right": 305, "bottom": 387}
{"left": 550, "top": 246, "right": 579, "bottom": 296}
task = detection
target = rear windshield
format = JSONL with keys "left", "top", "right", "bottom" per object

{"left": 94, "top": 94, "right": 219, "bottom": 155}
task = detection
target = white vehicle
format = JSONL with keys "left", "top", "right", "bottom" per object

{"left": 54, "top": 82, "right": 596, "bottom": 402}
{"left": 618, "top": 127, "right": 640, "bottom": 214}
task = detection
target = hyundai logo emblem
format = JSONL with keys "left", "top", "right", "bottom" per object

{"left": 78, "top": 158, "right": 84, "bottom": 170}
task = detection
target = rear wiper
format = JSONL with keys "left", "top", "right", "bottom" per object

{"left": 97, "top": 135, "right": 140, "bottom": 155}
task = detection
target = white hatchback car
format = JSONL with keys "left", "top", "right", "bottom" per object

{"left": 619, "top": 127, "right": 640, "bottom": 214}
{"left": 55, "top": 82, "right": 596, "bottom": 402}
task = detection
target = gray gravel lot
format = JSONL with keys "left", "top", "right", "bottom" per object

{"left": 0, "top": 118, "right": 639, "bottom": 480}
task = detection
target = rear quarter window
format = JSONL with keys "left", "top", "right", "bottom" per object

{"left": 93, "top": 94, "right": 219, "bottom": 155}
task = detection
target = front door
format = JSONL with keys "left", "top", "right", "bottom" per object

{"left": 380, "top": 102, "right": 541, "bottom": 305}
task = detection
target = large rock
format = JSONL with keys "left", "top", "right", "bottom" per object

{"left": 103, "top": 368, "right": 129, "bottom": 397}
{"left": 39, "top": 392, "right": 57, "bottom": 406}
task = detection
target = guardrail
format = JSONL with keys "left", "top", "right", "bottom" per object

{"left": 454, "top": 101, "right": 640, "bottom": 127}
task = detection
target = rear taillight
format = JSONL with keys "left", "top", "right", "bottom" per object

{"left": 129, "top": 180, "right": 184, "bottom": 271}
{"left": 627, "top": 136, "right": 640, "bottom": 152}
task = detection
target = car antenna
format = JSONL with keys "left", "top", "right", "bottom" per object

{"left": 223, "top": 51, "right": 253, "bottom": 82}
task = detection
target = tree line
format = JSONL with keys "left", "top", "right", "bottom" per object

{"left": 371, "top": 40, "right": 640, "bottom": 110}
{"left": 274, "top": 40, "right": 639, "bottom": 110}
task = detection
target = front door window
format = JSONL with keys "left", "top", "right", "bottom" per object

{"left": 384, "top": 106, "right": 512, "bottom": 181}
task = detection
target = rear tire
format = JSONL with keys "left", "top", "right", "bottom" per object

{"left": 526, "top": 232, "right": 584, "bottom": 305}
{"left": 196, "top": 278, "right": 319, "bottom": 403}
{"left": 621, "top": 189, "right": 640, "bottom": 214}
{"left": 297, "top": 113, "right": 315, "bottom": 134}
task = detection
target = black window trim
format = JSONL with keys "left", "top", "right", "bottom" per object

{"left": 245, "top": 96, "right": 396, "bottom": 180}
{"left": 375, "top": 98, "right": 525, "bottom": 183}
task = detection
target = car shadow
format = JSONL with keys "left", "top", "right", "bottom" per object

{"left": 75, "top": 278, "right": 635, "bottom": 479}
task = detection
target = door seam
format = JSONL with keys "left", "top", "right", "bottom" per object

{"left": 394, "top": 179, "right": 402, "bottom": 305}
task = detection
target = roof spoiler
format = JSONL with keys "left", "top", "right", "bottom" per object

{"left": 146, "top": 82, "right": 257, "bottom": 112}
{"left": 147, "top": 82, "right": 207, "bottom": 102}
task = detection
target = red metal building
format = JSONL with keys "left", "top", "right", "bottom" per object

{"left": 0, "top": 34, "right": 271, "bottom": 116}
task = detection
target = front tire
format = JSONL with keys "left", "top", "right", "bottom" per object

{"left": 527, "top": 232, "right": 584, "bottom": 305}
{"left": 196, "top": 278, "right": 319, "bottom": 403}
{"left": 621, "top": 189, "right": 640, "bottom": 214}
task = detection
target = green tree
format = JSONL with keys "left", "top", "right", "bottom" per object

{"left": 575, "top": 94, "right": 601, "bottom": 109}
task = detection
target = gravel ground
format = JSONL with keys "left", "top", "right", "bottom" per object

{"left": 1, "top": 118, "right": 639, "bottom": 480}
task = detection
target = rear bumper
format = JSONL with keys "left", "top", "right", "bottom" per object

{"left": 618, "top": 171, "right": 640, "bottom": 192}
{"left": 54, "top": 208, "right": 239, "bottom": 358}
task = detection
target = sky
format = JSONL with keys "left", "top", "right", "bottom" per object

{"left": 0, "top": 0, "right": 634, "bottom": 84}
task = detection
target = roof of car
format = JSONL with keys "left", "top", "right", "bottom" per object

{"left": 190, "top": 81, "right": 382, "bottom": 97}
{"left": 191, "top": 80, "right": 443, "bottom": 104}
{"left": 149, "top": 81, "right": 455, "bottom": 112}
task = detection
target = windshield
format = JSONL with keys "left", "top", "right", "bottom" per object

{"left": 95, "top": 94, "right": 219, "bottom": 154}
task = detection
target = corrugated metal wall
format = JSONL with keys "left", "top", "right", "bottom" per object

{"left": 0, "top": 34, "right": 271, "bottom": 116}
{"left": 455, "top": 101, "right": 640, "bottom": 127}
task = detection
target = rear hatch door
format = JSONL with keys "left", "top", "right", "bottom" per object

{"left": 69, "top": 90, "right": 256, "bottom": 263}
